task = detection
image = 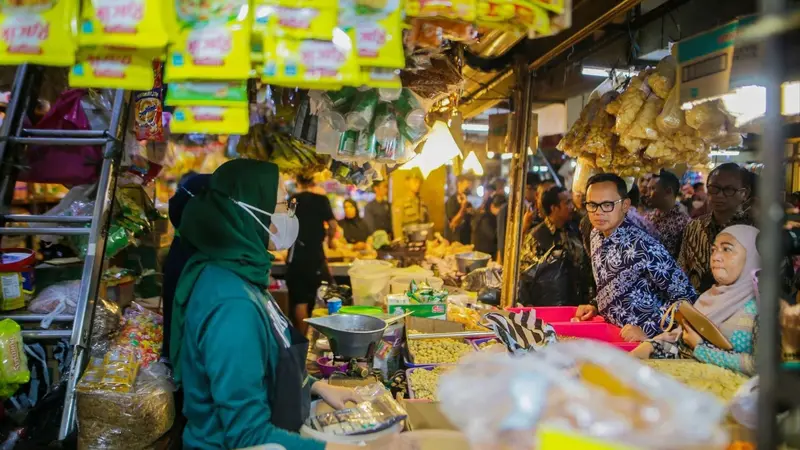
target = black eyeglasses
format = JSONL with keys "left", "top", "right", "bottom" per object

{"left": 585, "top": 199, "right": 624, "bottom": 213}
{"left": 707, "top": 184, "right": 745, "bottom": 197}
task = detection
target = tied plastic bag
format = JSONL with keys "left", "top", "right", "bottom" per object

{"left": 613, "top": 70, "right": 652, "bottom": 136}
{"left": 685, "top": 100, "right": 728, "bottom": 141}
{"left": 90, "top": 298, "right": 123, "bottom": 357}
{"left": 437, "top": 341, "right": 728, "bottom": 450}
{"left": 481, "top": 310, "right": 557, "bottom": 355}
{"left": 28, "top": 280, "right": 81, "bottom": 328}
{"left": 647, "top": 56, "right": 677, "bottom": 99}
{"left": 656, "top": 86, "right": 685, "bottom": 135}
{"left": 625, "top": 94, "right": 664, "bottom": 141}
{"left": 461, "top": 266, "right": 502, "bottom": 291}
{"left": 0, "top": 319, "right": 29, "bottom": 387}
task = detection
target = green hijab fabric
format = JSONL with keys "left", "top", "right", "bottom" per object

{"left": 170, "top": 159, "right": 279, "bottom": 383}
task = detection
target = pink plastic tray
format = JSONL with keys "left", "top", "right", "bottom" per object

{"left": 506, "top": 306, "right": 605, "bottom": 323}
{"left": 550, "top": 322, "right": 637, "bottom": 352}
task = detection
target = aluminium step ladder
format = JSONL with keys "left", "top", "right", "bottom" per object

{"left": 0, "top": 64, "right": 132, "bottom": 441}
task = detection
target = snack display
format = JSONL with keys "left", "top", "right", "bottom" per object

{"left": 69, "top": 48, "right": 160, "bottom": 91}
{"left": 237, "top": 123, "right": 329, "bottom": 176}
{"left": 0, "top": 0, "right": 79, "bottom": 66}
{"left": 78, "top": 0, "right": 169, "bottom": 48}
{"left": 407, "top": 330, "right": 473, "bottom": 365}
{"left": 446, "top": 304, "right": 489, "bottom": 331}
{"left": 111, "top": 303, "right": 163, "bottom": 368}
{"left": 643, "top": 360, "right": 749, "bottom": 402}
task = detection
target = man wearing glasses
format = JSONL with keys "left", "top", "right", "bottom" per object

{"left": 678, "top": 163, "right": 753, "bottom": 293}
{"left": 574, "top": 173, "right": 697, "bottom": 341}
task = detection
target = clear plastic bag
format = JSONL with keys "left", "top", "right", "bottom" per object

{"left": 557, "top": 81, "right": 616, "bottom": 157}
{"left": 613, "top": 70, "right": 652, "bottom": 136}
{"left": 656, "top": 86, "right": 685, "bottom": 135}
{"left": 625, "top": 94, "right": 664, "bottom": 140}
{"left": 77, "top": 359, "right": 175, "bottom": 450}
{"left": 647, "top": 56, "right": 677, "bottom": 99}
{"left": 685, "top": 100, "right": 727, "bottom": 141}
{"left": 28, "top": 280, "right": 81, "bottom": 328}
{"left": 437, "top": 341, "right": 728, "bottom": 450}
{"left": 90, "top": 298, "right": 123, "bottom": 358}
{"left": 461, "top": 267, "right": 502, "bottom": 291}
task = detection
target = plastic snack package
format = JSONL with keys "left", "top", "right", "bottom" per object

{"left": 165, "top": 0, "right": 252, "bottom": 81}
{"left": 305, "top": 383, "right": 407, "bottom": 435}
{"left": 165, "top": 81, "right": 248, "bottom": 107}
{"left": 612, "top": 70, "right": 651, "bottom": 135}
{"left": 345, "top": 0, "right": 405, "bottom": 70}
{"left": 254, "top": 2, "right": 337, "bottom": 40}
{"left": 77, "top": 361, "right": 175, "bottom": 450}
{"left": 583, "top": 92, "right": 617, "bottom": 155}
{"left": 685, "top": 100, "right": 728, "bottom": 141}
{"left": 625, "top": 93, "right": 664, "bottom": 141}
{"left": 171, "top": 105, "right": 249, "bottom": 135}
{"left": 0, "top": 319, "right": 29, "bottom": 386}
{"left": 134, "top": 88, "right": 164, "bottom": 141}
{"left": 474, "top": 0, "right": 515, "bottom": 30}
{"left": 647, "top": 55, "right": 677, "bottom": 99}
{"left": 530, "top": 0, "right": 564, "bottom": 13}
{"left": 69, "top": 48, "right": 159, "bottom": 91}
{"left": 360, "top": 68, "right": 402, "bottom": 89}
{"left": 0, "top": 0, "right": 78, "bottom": 67}
{"left": 262, "top": 38, "right": 359, "bottom": 88}
{"left": 656, "top": 86, "right": 685, "bottom": 135}
{"left": 406, "top": 0, "right": 476, "bottom": 21}
{"left": 79, "top": 0, "right": 169, "bottom": 48}
{"left": 438, "top": 341, "right": 728, "bottom": 450}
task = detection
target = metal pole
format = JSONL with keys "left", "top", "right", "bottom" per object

{"left": 500, "top": 61, "right": 534, "bottom": 309}
{"left": 756, "top": 1, "right": 787, "bottom": 449}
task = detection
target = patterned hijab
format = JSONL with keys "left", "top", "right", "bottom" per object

{"left": 693, "top": 225, "right": 760, "bottom": 325}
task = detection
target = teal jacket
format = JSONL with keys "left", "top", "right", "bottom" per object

{"left": 180, "top": 264, "right": 325, "bottom": 450}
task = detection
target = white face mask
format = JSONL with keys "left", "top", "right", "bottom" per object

{"left": 231, "top": 199, "right": 299, "bottom": 250}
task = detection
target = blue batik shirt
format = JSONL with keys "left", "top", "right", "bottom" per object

{"left": 590, "top": 219, "right": 698, "bottom": 337}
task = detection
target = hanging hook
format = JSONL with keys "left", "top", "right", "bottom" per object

{"left": 566, "top": 45, "right": 575, "bottom": 62}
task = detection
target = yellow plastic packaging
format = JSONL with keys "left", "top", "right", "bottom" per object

{"left": 475, "top": 0, "right": 515, "bottom": 29}
{"left": 254, "top": 3, "right": 337, "bottom": 40}
{"left": 0, "top": 0, "right": 78, "bottom": 67}
{"left": 262, "top": 37, "right": 359, "bottom": 88}
{"left": 360, "top": 67, "right": 402, "bottom": 89}
{"left": 475, "top": 0, "right": 550, "bottom": 35}
{"left": 171, "top": 105, "right": 250, "bottom": 135}
{"left": 69, "top": 48, "right": 158, "bottom": 90}
{"left": 339, "top": 0, "right": 404, "bottom": 68}
{"left": 78, "top": 0, "right": 168, "bottom": 48}
{"left": 165, "top": 0, "right": 251, "bottom": 81}
{"left": 529, "top": 0, "right": 563, "bottom": 14}
{"left": 406, "top": 0, "right": 476, "bottom": 21}
{"left": 0, "top": 319, "right": 29, "bottom": 386}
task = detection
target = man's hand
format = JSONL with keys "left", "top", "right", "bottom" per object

{"left": 312, "top": 381, "right": 362, "bottom": 410}
{"left": 574, "top": 304, "right": 598, "bottom": 321}
{"left": 620, "top": 324, "right": 648, "bottom": 342}
{"left": 681, "top": 325, "right": 703, "bottom": 349}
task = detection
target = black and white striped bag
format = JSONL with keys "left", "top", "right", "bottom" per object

{"left": 481, "top": 310, "right": 557, "bottom": 355}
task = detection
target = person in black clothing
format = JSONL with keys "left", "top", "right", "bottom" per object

{"left": 287, "top": 175, "right": 337, "bottom": 335}
{"left": 364, "top": 179, "right": 392, "bottom": 237}
{"left": 472, "top": 194, "right": 506, "bottom": 256}
{"left": 162, "top": 172, "right": 211, "bottom": 361}
{"left": 519, "top": 186, "right": 591, "bottom": 306}
{"left": 340, "top": 199, "right": 371, "bottom": 245}
{"left": 445, "top": 173, "right": 474, "bottom": 244}
{"left": 497, "top": 172, "right": 541, "bottom": 263}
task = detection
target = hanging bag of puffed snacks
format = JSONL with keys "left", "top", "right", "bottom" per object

{"left": 656, "top": 86, "right": 685, "bottom": 136}
{"left": 611, "top": 69, "right": 653, "bottom": 136}
{"left": 684, "top": 100, "right": 728, "bottom": 142}
{"left": 646, "top": 56, "right": 677, "bottom": 100}
{"left": 557, "top": 79, "right": 616, "bottom": 158}
{"left": 0, "top": 319, "right": 29, "bottom": 387}
{"left": 624, "top": 93, "right": 664, "bottom": 141}
{"left": 0, "top": 0, "right": 79, "bottom": 66}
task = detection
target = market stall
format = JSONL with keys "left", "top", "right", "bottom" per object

{"left": 0, "top": 0, "right": 797, "bottom": 449}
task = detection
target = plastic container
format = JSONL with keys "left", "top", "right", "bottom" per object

{"left": 347, "top": 260, "right": 393, "bottom": 307}
{"left": 506, "top": 306, "right": 605, "bottom": 323}
{"left": 300, "top": 400, "right": 403, "bottom": 443}
{"left": 470, "top": 337, "right": 500, "bottom": 351}
{"left": 550, "top": 322, "right": 637, "bottom": 352}
{"left": 0, "top": 248, "right": 36, "bottom": 311}
{"left": 389, "top": 275, "right": 444, "bottom": 294}
{"left": 339, "top": 305, "right": 384, "bottom": 317}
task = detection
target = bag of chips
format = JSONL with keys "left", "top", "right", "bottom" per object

{"left": 0, "top": 319, "right": 29, "bottom": 386}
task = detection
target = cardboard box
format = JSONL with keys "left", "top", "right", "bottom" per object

{"left": 387, "top": 294, "right": 447, "bottom": 320}
{"left": 675, "top": 20, "right": 739, "bottom": 105}
{"left": 404, "top": 316, "right": 465, "bottom": 365}
{"left": 402, "top": 401, "right": 458, "bottom": 432}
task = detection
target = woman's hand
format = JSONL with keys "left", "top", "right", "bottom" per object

{"left": 312, "top": 381, "right": 362, "bottom": 410}
{"left": 631, "top": 342, "right": 654, "bottom": 359}
{"left": 620, "top": 324, "right": 648, "bottom": 342}
{"left": 574, "top": 304, "right": 598, "bottom": 321}
{"left": 682, "top": 325, "right": 703, "bottom": 349}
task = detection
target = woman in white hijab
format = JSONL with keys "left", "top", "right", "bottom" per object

{"left": 634, "top": 224, "right": 760, "bottom": 375}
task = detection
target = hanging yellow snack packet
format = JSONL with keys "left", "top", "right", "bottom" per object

{"left": 166, "top": 0, "right": 252, "bottom": 81}
{"left": 254, "top": 3, "right": 337, "bottom": 40}
{"left": 171, "top": 105, "right": 250, "bottom": 135}
{"left": 0, "top": 0, "right": 78, "bottom": 67}
{"left": 69, "top": 48, "right": 159, "bottom": 90}
{"left": 406, "top": 0, "right": 476, "bottom": 21}
{"left": 340, "top": 0, "right": 404, "bottom": 69}
{"left": 0, "top": 319, "right": 29, "bottom": 386}
{"left": 360, "top": 67, "right": 401, "bottom": 89}
{"left": 78, "top": 0, "right": 169, "bottom": 48}
{"left": 262, "top": 37, "right": 358, "bottom": 88}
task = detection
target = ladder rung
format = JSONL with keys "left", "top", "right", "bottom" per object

{"left": 22, "top": 129, "right": 106, "bottom": 139}
{"left": 10, "top": 137, "right": 110, "bottom": 146}
{"left": 0, "top": 227, "right": 89, "bottom": 236}
{"left": 0, "top": 314, "right": 74, "bottom": 322}
{"left": 2, "top": 214, "right": 92, "bottom": 224}
{"left": 21, "top": 329, "right": 72, "bottom": 339}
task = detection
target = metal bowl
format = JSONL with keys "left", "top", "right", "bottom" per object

{"left": 455, "top": 251, "right": 491, "bottom": 274}
{"left": 304, "top": 314, "right": 387, "bottom": 359}
{"left": 403, "top": 223, "right": 433, "bottom": 243}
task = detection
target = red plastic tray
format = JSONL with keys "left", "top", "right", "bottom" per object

{"left": 506, "top": 306, "right": 605, "bottom": 323}
{"left": 550, "top": 322, "right": 637, "bottom": 352}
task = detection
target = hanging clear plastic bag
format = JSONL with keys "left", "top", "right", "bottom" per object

{"left": 656, "top": 86, "right": 685, "bottom": 135}
{"left": 613, "top": 70, "right": 652, "bottom": 136}
{"left": 625, "top": 93, "right": 664, "bottom": 140}
{"left": 437, "top": 341, "right": 728, "bottom": 450}
{"left": 647, "top": 56, "right": 677, "bottom": 99}
{"left": 28, "top": 280, "right": 82, "bottom": 328}
{"left": 685, "top": 100, "right": 728, "bottom": 141}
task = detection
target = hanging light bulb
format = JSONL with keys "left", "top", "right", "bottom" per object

{"left": 404, "top": 121, "right": 462, "bottom": 178}
{"left": 462, "top": 150, "right": 484, "bottom": 175}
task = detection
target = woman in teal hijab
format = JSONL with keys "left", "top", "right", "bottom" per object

{"left": 171, "top": 160, "right": 383, "bottom": 450}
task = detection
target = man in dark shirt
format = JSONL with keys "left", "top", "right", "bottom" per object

{"left": 287, "top": 175, "right": 337, "bottom": 334}
{"left": 519, "top": 186, "right": 589, "bottom": 306}
{"left": 646, "top": 169, "right": 691, "bottom": 259}
{"left": 497, "top": 172, "right": 541, "bottom": 263}
{"left": 364, "top": 179, "right": 392, "bottom": 237}
{"left": 472, "top": 194, "right": 506, "bottom": 256}
{"left": 445, "top": 173, "right": 474, "bottom": 244}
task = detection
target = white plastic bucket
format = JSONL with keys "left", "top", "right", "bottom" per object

{"left": 390, "top": 274, "right": 444, "bottom": 294}
{"left": 347, "top": 261, "right": 393, "bottom": 306}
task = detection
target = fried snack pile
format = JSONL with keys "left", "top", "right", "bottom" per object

{"left": 558, "top": 56, "right": 743, "bottom": 178}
